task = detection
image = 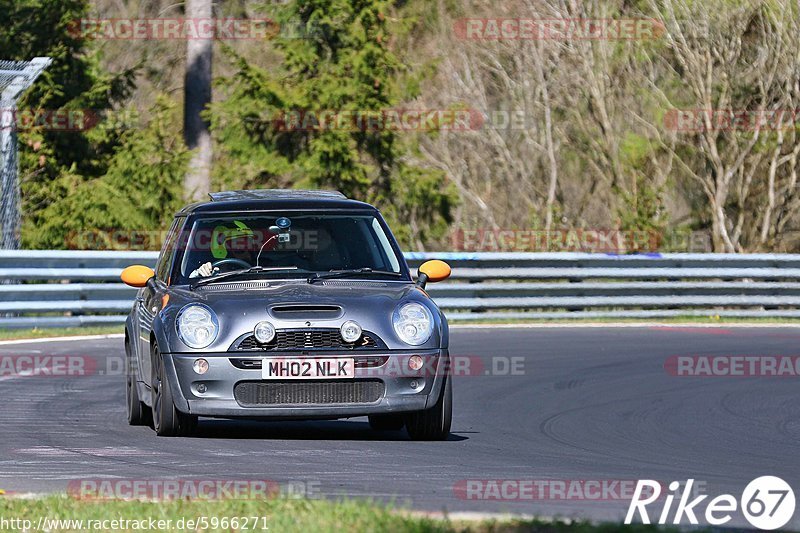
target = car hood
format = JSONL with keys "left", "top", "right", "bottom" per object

{"left": 158, "top": 280, "right": 445, "bottom": 353}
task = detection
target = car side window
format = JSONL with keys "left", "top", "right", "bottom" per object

{"left": 155, "top": 218, "right": 183, "bottom": 283}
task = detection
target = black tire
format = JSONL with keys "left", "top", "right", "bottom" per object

{"left": 368, "top": 414, "right": 405, "bottom": 431}
{"left": 404, "top": 375, "right": 452, "bottom": 441}
{"left": 151, "top": 343, "right": 197, "bottom": 437}
{"left": 126, "top": 339, "right": 151, "bottom": 426}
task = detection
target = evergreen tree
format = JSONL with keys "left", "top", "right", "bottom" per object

{"left": 31, "top": 99, "right": 188, "bottom": 249}
{"left": 212, "top": 0, "right": 456, "bottom": 248}
{"left": 0, "top": 0, "right": 137, "bottom": 247}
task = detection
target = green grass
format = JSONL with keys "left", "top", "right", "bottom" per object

{"left": 0, "top": 325, "right": 123, "bottom": 341}
{"left": 0, "top": 496, "right": 684, "bottom": 533}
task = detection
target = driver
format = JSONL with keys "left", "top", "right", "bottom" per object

{"left": 189, "top": 220, "right": 256, "bottom": 278}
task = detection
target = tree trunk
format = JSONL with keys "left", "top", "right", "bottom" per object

{"left": 183, "top": 0, "right": 213, "bottom": 201}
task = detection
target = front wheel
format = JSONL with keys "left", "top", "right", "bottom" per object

{"left": 151, "top": 343, "right": 197, "bottom": 437}
{"left": 404, "top": 376, "right": 452, "bottom": 441}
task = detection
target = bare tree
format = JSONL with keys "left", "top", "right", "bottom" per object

{"left": 643, "top": 0, "right": 800, "bottom": 251}
{"left": 415, "top": 0, "right": 800, "bottom": 252}
{"left": 417, "top": 0, "right": 572, "bottom": 234}
{"left": 417, "top": 0, "right": 669, "bottom": 242}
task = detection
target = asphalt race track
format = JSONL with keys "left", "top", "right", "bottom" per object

{"left": 1, "top": 326, "right": 799, "bottom": 529}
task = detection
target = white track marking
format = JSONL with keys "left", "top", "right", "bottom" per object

{"left": 0, "top": 334, "right": 124, "bottom": 346}
{"left": 451, "top": 323, "right": 800, "bottom": 329}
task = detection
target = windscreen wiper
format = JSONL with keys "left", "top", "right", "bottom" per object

{"left": 307, "top": 268, "right": 403, "bottom": 284}
{"left": 191, "top": 266, "right": 298, "bottom": 289}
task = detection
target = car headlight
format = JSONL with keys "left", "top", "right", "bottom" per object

{"left": 254, "top": 321, "right": 276, "bottom": 344}
{"left": 177, "top": 304, "right": 219, "bottom": 349}
{"left": 393, "top": 302, "right": 434, "bottom": 346}
{"left": 340, "top": 320, "right": 362, "bottom": 343}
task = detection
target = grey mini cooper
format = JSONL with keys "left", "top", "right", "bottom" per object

{"left": 121, "top": 190, "right": 453, "bottom": 440}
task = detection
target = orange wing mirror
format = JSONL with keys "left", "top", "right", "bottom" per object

{"left": 417, "top": 260, "right": 451, "bottom": 288}
{"left": 121, "top": 265, "right": 155, "bottom": 288}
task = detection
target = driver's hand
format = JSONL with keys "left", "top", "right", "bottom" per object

{"left": 189, "top": 262, "right": 216, "bottom": 279}
{"left": 197, "top": 262, "right": 214, "bottom": 277}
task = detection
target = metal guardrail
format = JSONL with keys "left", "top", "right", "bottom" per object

{"left": 3, "top": 250, "right": 800, "bottom": 327}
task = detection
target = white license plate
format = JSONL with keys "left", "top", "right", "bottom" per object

{"left": 262, "top": 357, "right": 355, "bottom": 380}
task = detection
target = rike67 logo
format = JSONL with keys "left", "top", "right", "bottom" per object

{"left": 625, "top": 476, "right": 795, "bottom": 530}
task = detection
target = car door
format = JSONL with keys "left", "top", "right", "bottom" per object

{"left": 138, "top": 217, "right": 183, "bottom": 386}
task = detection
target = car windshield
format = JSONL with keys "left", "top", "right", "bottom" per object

{"left": 174, "top": 212, "right": 405, "bottom": 285}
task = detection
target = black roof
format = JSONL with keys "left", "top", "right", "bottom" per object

{"left": 177, "top": 189, "right": 376, "bottom": 215}
{"left": 209, "top": 189, "right": 346, "bottom": 202}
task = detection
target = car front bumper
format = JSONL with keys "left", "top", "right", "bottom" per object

{"left": 161, "top": 349, "right": 448, "bottom": 419}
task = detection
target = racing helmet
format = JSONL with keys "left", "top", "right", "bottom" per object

{"left": 211, "top": 220, "right": 255, "bottom": 259}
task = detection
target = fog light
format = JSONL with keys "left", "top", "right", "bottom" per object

{"left": 254, "top": 321, "right": 276, "bottom": 344}
{"left": 193, "top": 358, "right": 209, "bottom": 375}
{"left": 340, "top": 320, "right": 362, "bottom": 343}
{"left": 197, "top": 383, "right": 207, "bottom": 394}
{"left": 408, "top": 355, "right": 424, "bottom": 371}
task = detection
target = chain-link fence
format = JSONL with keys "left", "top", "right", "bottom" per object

{"left": 0, "top": 57, "right": 51, "bottom": 250}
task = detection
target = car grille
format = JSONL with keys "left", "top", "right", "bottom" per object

{"left": 231, "top": 328, "right": 384, "bottom": 351}
{"left": 229, "top": 356, "right": 389, "bottom": 370}
{"left": 233, "top": 380, "right": 385, "bottom": 406}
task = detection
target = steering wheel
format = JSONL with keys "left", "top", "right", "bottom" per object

{"left": 212, "top": 258, "right": 251, "bottom": 271}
